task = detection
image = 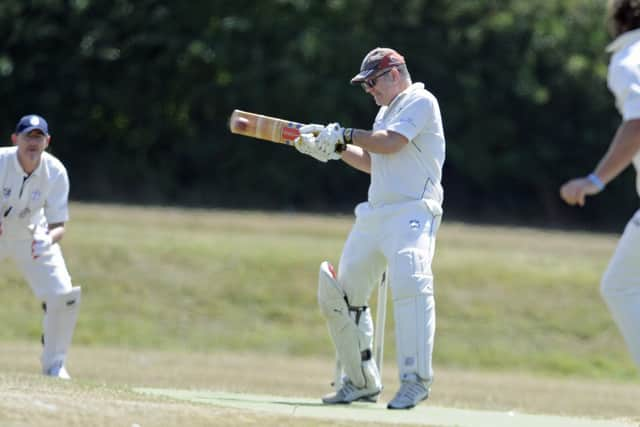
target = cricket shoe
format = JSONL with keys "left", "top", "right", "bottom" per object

{"left": 43, "top": 360, "right": 71, "bottom": 380}
{"left": 322, "top": 380, "right": 381, "bottom": 404}
{"left": 387, "top": 375, "right": 430, "bottom": 409}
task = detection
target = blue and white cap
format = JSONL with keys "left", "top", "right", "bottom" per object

{"left": 15, "top": 114, "right": 49, "bottom": 135}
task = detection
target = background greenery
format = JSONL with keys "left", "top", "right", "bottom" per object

{"left": 0, "top": 0, "right": 635, "bottom": 226}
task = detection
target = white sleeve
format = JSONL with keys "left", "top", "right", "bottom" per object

{"left": 622, "top": 82, "right": 640, "bottom": 120}
{"left": 385, "top": 97, "right": 435, "bottom": 141}
{"left": 609, "top": 62, "right": 640, "bottom": 120}
{"left": 44, "top": 171, "right": 70, "bottom": 224}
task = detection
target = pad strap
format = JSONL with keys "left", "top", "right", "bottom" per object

{"left": 346, "top": 297, "right": 368, "bottom": 325}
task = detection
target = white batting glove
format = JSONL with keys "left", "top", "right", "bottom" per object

{"left": 299, "top": 124, "right": 325, "bottom": 135}
{"left": 294, "top": 133, "right": 332, "bottom": 162}
{"left": 315, "top": 123, "right": 345, "bottom": 159}
{"left": 32, "top": 232, "right": 53, "bottom": 259}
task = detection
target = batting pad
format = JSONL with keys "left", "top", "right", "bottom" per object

{"left": 41, "top": 286, "right": 81, "bottom": 372}
{"left": 318, "top": 261, "right": 377, "bottom": 389}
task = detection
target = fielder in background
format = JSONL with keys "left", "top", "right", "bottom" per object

{"left": 0, "top": 114, "right": 81, "bottom": 379}
{"left": 295, "top": 47, "right": 445, "bottom": 409}
{"left": 560, "top": 0, "right": 640, "bottom": 371}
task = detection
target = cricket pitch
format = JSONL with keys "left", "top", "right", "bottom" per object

{"left": 134, "top": 388, "right": 636, "bottom": 427}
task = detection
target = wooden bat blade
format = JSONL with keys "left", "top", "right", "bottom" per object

{"left": 229, "top": 109, "right": 303, "bottom": 146}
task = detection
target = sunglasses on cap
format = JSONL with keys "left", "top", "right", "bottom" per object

{"left": 361, "top": 68, "right": 394, "bottom": 91}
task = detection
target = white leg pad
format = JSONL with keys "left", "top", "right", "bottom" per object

{"left": 318, "top": 261, "right": 379, "bottom": 389}
{"left": 41, "top": 286, "right": 81, "bottom": 373}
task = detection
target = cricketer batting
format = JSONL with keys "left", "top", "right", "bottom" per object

{"left": 295, "top": 47, "right": 445, "bottom": 410}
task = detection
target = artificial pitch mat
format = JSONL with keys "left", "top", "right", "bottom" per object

{"left": 134, "top": 388, "right": 635, "bottom": 427}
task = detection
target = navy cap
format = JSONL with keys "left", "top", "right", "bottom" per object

{"left": 15, "top": 114, "right": 49, "bottom": 135}
{"left": 350, "top": 48, "right": 406, "bottom": 84}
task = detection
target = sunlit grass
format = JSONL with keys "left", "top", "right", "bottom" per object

{"left": 0, "top": 203, "right": 636, "bottom": 380}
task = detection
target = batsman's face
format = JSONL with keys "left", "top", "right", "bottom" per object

{"left": 12, "top": 130, "right": 50, "bottom": 163}
{"left": 363, "top": 68, "right": 396, "bottom": 106}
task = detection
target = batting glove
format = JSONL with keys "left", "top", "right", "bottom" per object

{"left": 294, "top": 133, "right": 333, "bottom": 162}
{"left": 299, "top": 124, "right": 325, "bottom": 135}
{"left": 315, "top": 123, "right": 346, "bottom": 158}
{"left": 32, "top": 232, "right": 53, "bottom": 259}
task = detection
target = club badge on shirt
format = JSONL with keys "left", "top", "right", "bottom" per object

{"left": 2, "top": 188, "right": 10, "bottom": 200}
{"left": 31, "top": 190, "right": 41, "bottom": 201}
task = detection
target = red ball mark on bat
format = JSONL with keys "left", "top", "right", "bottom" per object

{"left": 234, "top": 117, "right": 249, "bottom": 132}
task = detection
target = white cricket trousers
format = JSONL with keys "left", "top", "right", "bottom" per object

{"left": 0, "top": 239, "right": 72, "bottom": 300}
{"left": 600, "top": 209, "right": 640, "bottom": 369}
{"left": 337, "top": 199, "right": 440, "bottom": 382}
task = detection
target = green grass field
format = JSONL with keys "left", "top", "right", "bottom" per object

{"left": 1, "top": 203, "right": 638, "bottom": 426}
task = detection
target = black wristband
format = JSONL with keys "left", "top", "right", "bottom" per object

{"left": 343, "top": 127, "right": 354, "bottom": 144}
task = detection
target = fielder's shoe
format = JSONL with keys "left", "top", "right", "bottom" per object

{"left": 43, "top": 361, "right": 71, "bottom": 380}
{"left": 322, "top": 379, "right": 381, "bottom": 404}
{"left": 387, "top": 376, "right": 430, "bottom": 409}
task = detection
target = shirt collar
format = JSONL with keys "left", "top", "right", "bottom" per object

{"left": 606, "top": 28, "right": 640, "bottom": 53}
{"left": 388, "top": 82, "right": 424, "bottom": 109}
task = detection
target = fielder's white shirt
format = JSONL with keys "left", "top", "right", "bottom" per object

{"left": 0, "top": 147, "right": 69, "bottom": 239}
{"left": 368, "top": 83, "right": 445, "bottom": 210}
{"left": 606, "top": 28, "right": 640, "bottom": 196}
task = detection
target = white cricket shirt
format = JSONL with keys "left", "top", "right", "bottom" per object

{"left": 0, "top": 147, "right": 69, "bottom": 239}
{"left": 368, "top": 83, "right": 445, "bottom": 210}
{"left": 606, "top": 28, "right": 640, "bottom": 196}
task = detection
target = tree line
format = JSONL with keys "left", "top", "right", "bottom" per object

{"left": 0, "top": 0, "right": 633, "bottom": 227}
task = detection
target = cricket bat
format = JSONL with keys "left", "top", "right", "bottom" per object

{"left": 229, "top": 109, "right": 304, "bottom": 146}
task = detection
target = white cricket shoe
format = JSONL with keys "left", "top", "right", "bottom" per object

{"left": 322, "top": 379, "right": 381, "bottom": 404}
{"left": 44, "top": 361, "right": 71, "bottom": 380}
{"left": 387, "top": 376, "right": 430, "bottom": 409}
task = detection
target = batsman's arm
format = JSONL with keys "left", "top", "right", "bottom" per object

{"left": 340, "top": 144, "right": 371, "bottom": 174}
{"left": 347, "top": 128, "right": 408, "bottom": 154}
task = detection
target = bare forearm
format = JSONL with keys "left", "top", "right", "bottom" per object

{"left": 350, "top": 129, "right": 407, "bottom": 154}
{"left": 341, "top": 145, "right": 371, "bottom": 173}
{"left": 594, "top": 119, "right": 640, "bottom": 183}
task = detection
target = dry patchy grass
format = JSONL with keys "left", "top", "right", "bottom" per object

{"left": 1, "top": 343, "right": 638, "bottom": 427}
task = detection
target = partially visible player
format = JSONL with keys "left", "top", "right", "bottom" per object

{"left": 560, "top": 0, "right": 640, "bottom": 370}
{"left": 0, "top": 114, "right": 81, "bottom": 379}
{"left": 295, "top": 47, "right": 445, "bottom": 409}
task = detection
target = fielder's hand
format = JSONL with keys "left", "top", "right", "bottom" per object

{"left": 559, "top": 177, "right": 601, "bottom": 207}
{"left": 32, "top": 232, "right": 52, "bottom": 259}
